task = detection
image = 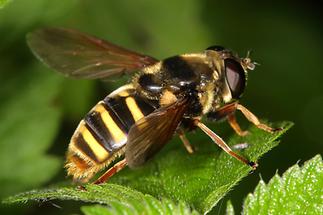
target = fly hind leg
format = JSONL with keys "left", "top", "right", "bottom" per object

{"left": 93, "top": 158, "right": 127, "bottom": 185}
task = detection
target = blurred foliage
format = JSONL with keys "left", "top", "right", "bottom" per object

{"left": 0, "top": 0, "right": 11, "bottom": 9}
{"left": 3, "top": 122, "right": 292, "bottom": 214}
{"left": 0, "top": 66, "right": 62, "bottom": 199}
{"left": 0, "top": 0, "right": 322, "bottom": 214}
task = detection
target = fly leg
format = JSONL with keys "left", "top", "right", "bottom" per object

{"left": 194, "top": 120, "right": 257, "bottom": 169}
{"left": 210, "top": 102, "right": 281, "bottom": 134}
{"left": 227, "top": 113, "right": 250, "bottom": 150}
{"left": 208, "top": 102, "right": 248, "bottom": 136}
{"left": 227, "top": 114, "right": 249, "bottom": 136}
{"left": 93, "top": 159, "right": 127, "bottom": 185}
{"left": 236, "top": 104, "right": 282, "bottom": 133}
{"left": 177, "top": 128, "right": 194, "bottom": 154}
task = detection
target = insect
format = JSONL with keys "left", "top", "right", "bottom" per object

{"left": 27, "top": 28, "right": 280, "bottom": 184}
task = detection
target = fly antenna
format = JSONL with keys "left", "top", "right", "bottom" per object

{"left": 241, "top": 49, "right": 258, "bottom": 71}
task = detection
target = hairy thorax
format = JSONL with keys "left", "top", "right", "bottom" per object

{"left": 133, "top": 53, "right": 224, "bottom": 118}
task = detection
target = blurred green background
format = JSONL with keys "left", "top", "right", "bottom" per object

{"left": 0, "top": 0, "right": 322, "bottom": 214}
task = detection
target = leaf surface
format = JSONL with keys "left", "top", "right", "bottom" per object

{"left": 4, "top": 121, "right": 292, "bottom": 214}
{"left": 242, "top": 154, "right": 323, "bottom": 214}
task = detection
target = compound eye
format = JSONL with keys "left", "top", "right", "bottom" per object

{"left": 224, "top": 58, "right": 246, "bottom": 99}
{"left": 206, "top": 45, "right": 225, "bottom": 51}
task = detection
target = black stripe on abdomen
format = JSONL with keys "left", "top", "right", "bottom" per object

{"left": 73, "top": 131, "right": 99, "bottom": 163}
{"left": 84, "top": 103, "right": 128, "bottom": 152}
{"left": 104, "top": 96, "right": 135, "bottom": 131}
{"left": 104, "top": 93, "right": 158, "bottom": 132}
{"left": 72, "top": 120, "right": 110, "bottom": 163}
{"left": 70, "top": 86, "right": 159, "bottom": 164}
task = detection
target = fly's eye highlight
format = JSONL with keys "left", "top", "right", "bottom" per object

{"left": 224, "top": 58, "right": 246, "bottom": 99}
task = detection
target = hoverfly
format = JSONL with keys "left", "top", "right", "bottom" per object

{"left": 27, "top": 28, "right": 279, "bottom": 184}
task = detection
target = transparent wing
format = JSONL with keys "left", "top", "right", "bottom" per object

{"left": 125, "top": 98, "right": 188, "bottom": 168}
{"left": 27, "top": 28, "right": 158, "bottom": 79}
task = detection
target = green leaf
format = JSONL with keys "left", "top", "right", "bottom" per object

{"left": 110, "top": 121, "right": 293, "bottom": 213}
{"left": 225, "top": 200, "right": 235, "bottom": 215}
{"left": 81, "top": 199, "right": 199, "bottom": 215}
{"left": 3, "top": 121, "right": 292, "bottom": 214}
{"left": 0, "top": 65, "right": 63, "bottom": 198}
{"left": 241, "top": 154, "right": 323, "bottom": 214}
{"left": 0, "top": 0, "right": 11, "bottom": 9}
{"left": 4, "top": 184, "right": 199, "bottom": 215}
{"left": 82, "top": 205, "right": 112, "bottom": 215}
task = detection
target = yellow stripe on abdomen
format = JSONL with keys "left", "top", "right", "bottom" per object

{"left": 125, "top": 97, "right": 145, "bottom": 122}
{"left": 96, "top": 103, "right": 127, "bottom": 146}
{"left": 78, "top": 123, "right": 110, "bottom": 162}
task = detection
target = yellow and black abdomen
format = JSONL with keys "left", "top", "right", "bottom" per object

{"left": 65, "top": 84, "right": 159, "bottom": 182}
